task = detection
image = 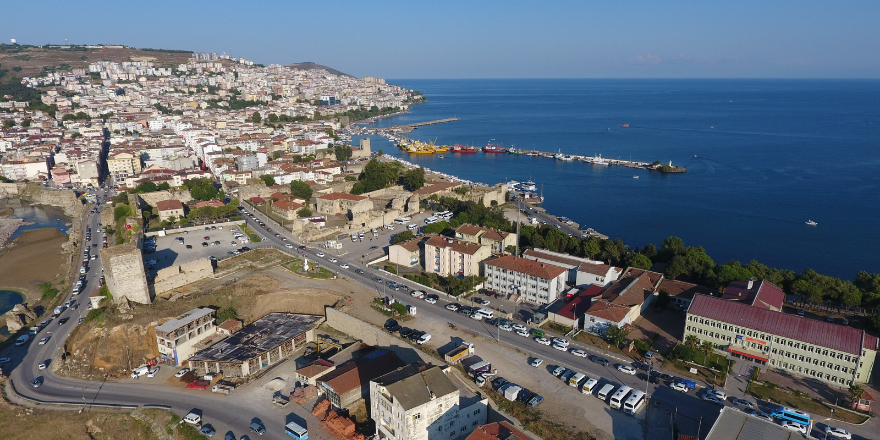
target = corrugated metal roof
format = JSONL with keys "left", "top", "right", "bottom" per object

{"left": 689, "top": 295, "right": 864, "bottom": 355}
{"left": 706, "top": 408, "right": 799, "bottom": 440}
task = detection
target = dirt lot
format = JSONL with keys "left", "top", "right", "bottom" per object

{"left": 0, "top": 46, "right": 199, "bottom": 83}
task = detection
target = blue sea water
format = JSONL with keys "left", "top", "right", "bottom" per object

{"left": 355, "top": 79, "right": 880, "bottom": 280}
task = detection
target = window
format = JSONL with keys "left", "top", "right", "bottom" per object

{"left": 472, "top": 422, "right": 478, "bottom": 427}
{"left": 461, "top": 427, "right": 467, "bottom": 432}
{"left": 413, "top": 414, "right": 421, "bottom": 421}
{"left": 473, "top": 409, "right": 481, "bottom": 415}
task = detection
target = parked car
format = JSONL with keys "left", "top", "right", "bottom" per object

{"left": 529, "top": 358, "right": 543, "bottom": 367}
{"left": 824, "top": 426, "right": 851, "bottom": 439}
{"left": 445, "top": 303, "right": 461, "bottom": 311}
{"left": 670, "top": 382, "right": 689, "bottom": 393}
{"left": 200, "top": 424, "right": 216, "bottom": 437}
{"left": 617, "top": 365, "right": 637, "bottom": 375}
{"left": 701, "top": 394, "right": 723, "bottom": 405}
{"left": 780, "top": 421, "right": 806, "bottom": 434}
{"left": 175, "top": 368, "right": 191, "bottom": 378}
{"left": 589, "top": 355, "right": 609, "bottom": 366}
{"left": 731, "top": 398, "right": 755, "bottom": 409}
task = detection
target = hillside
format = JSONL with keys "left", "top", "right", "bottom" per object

{"left": 0, "top": 45, "right": 198, "bottom": 83}
{"left": 283, "top": 61, "right": 352, "bottom": 78}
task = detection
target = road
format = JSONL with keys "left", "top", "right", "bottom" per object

{"left": 4, "top": 197, "right": 874, "bottom": 440}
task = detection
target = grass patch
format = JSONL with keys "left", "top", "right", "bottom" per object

{"left": 748, "top": 383, "right": 869, "bottom": 424}
{"left": 483, "top": 386, "right": 600, "bottom": 440}
{"left": 82, "top": 307, "right": 107, "bottom": 325}
{"left": 39, "top": 282, "right": 59, "bottom": 300}
{"left": 176, "top": 422, "right": 204, "bottom": 440}
{"left": 540, "top": 321, "right": 572, "bottom": 335}
{"left": 240, "top": 223, "right": 262, "bottom": 242}
{"left": 284, "top": 260, "right": 335, "bottom": 278}
{"left": 573, "top": 332, "right": 637, "bottom": 360}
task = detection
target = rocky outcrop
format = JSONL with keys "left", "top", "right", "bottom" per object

{"left": 4, "top": 303, "right": 37, "bottom": 332}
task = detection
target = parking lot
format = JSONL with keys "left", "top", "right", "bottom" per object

{"left": 143, "top": 225, "right": 254, "bottom": 275}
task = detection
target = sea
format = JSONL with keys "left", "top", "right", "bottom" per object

{"left": 353, "top": 79, "right": 880, "bottom": 280}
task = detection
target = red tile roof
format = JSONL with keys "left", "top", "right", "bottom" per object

{"left": 577, "top": 262, "right": 614, "bottom": 276}
{"left": 583, "top": 300, "right": 632, "bottom": 323}
{"left": 657, "top": 279, "right": 716, "bottom": 301}
{"left": 425, "top": 235, "right": 485, "bottom": 255}
{"left": 689, "top": 295, "right": 866, "bottom": 355}
{"left": 273, "top": 200, "right": 304, "bottom": 211}
{"left": 392, "top": 237, "right": 422, "bottom": 253}
{"left": 317, "top": 349, "right": 403, "bottom": 395}
{"left": 722, "top": 280, "right": 785, "bottom": 311}
{"left": 601, "top": 268, "right": 662, "bottom": 307}
{"left": 465, "top": 422, "right": 534, "bottom": 440}
{"left": 484, "top": 256, "right": 567, "bottom": 280}
{"left": 156, "top": 199, "right": 184, "bottom": 211}
{"left": 555, "top": 294, "right": 593, "bottom": 320}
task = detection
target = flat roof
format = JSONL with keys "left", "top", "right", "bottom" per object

{"left": 155, "top": 307, "right": 215, "bottom": 333}
{"left": 190, "top": 312, "right": 322, "bottom": 363}
{"left": 706, "top": 407, "right": 800, "bottom": 440}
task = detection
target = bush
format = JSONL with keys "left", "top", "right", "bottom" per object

{"left": 114, "top": 205, "right": 133, "bottom": 221}
{"left": 633, "top": 339, "right": 650, "bottom": 353}
{"left": 83, "top": 307, "right": 106, "bottom": 324}
{"left": 390, "top": 302, "right": 408, "bottom": 316}
{"left": 39, "top": 282, "right": 59, "bottom": 300}
{"left": 216, "top": 307, "right": 238, "bottom": 323}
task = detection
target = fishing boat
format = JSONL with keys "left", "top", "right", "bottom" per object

{"left": 590, "top": 153, "right": 611, "bottom": 166}
{"left": 519, "top": 180, "right": 537, "bottom": 192}
{"left": 633, "top": 176, "right": 639, "bottom": 179}
{"left": 508, "top": 145, "right": 525, "bottom": 155}
{"left": 806, "top": 219, "right": 817, "bottom": 226}
{"left": 620, "top": 123, "right": 630, "bottom": 128}
{"left": 484, "top": 140, "right": 506, "bottom": 153}
{"left": 451, "top": 143, "right": 477, "bottom": 153}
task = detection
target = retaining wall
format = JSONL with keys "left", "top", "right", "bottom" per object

{"left": 324, "top": 307, "right": 422, "bottom": 364}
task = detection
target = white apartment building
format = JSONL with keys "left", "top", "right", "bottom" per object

{"left": 483, "top": 256, "right": 568, "bottom": 305}
{"left": 424, "top": 235, "right": 491, "bottom": 277}
{"left": 154, "top": 307, "right": 216, "bottom": 365}
{"left": 107, "top": 151, "right": 142, "bottom": 181}
{"left": 371, "top": 365, "right": 488, "bottom": 440}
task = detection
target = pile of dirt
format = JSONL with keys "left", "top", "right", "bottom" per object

{"left": 62, "top": 321, "right": 161, "bottom": 380}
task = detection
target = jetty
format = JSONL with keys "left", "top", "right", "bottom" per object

{"left": 393, "top": 118, "right": 459, "bottom": 133}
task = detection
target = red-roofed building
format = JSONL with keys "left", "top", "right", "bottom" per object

{"left": 388, "top": 236, "right": 423, "bottom": 268}
{"left": 483, "top": 256, "right": 568, "bottom": 305}
{"left": 657, "top": 278, "right": 718, "bottom": 309}
{"left": 271, "top": 199, "right": 305, "bottom": 220}
{"left": 721, "top": 279, "right": 785, "bottom": 311}
{"left": 465, "top": 422, "right": 535, "bottom": 440}
{"left": 156, "top": 199, "right": 185, "bottom": 221}
{"left": 686, "top": 294, "right": 878, "bottom": 386}
{"left": 582, "top": 268, "right": 663, "bottom": 330}
{"left": 455, "top": 224, "right": 516, "bottom": 254}
{"left": 424, "top": 235, "right": 491, "bottom": 276}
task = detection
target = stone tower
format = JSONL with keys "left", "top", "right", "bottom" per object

{"left": 359, "top": 137, "right": 371, "bottom": 155}
{"left": 101, "top": 244, "right": 151, "bottom": 305}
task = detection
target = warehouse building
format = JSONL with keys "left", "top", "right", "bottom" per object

{"left": 188, "top": 312, "right": 323, "bottom": 377}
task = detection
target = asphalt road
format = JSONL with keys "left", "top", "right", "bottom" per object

{"left": 4, "top": 198, "right": 872, "bottom": 440}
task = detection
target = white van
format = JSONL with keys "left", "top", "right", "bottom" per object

{"left": 596, "top": 384, "right": 615, "bottom": 401}
{"left": 424, "top": 216, "right": 438, "bottom": 224}
{"left": 131, "top": 366, "right": 149, "bottom": 378}
{"left": 610, "top": 385, "right": 633, "bottom": 410}
{"left": 623, "top": 390, "right": 646, "bottom": 415}
{"left": 183, "top": 411, "right": 202, "bottom": 426}
{"left": 394, "top": 217, "right": 411, "bottom": 225}
{"left": 351, "top": 234, "right": 358, "bottom": 242}
{"left": 15, "top": 335, "right": 29, "bottom": 345}
{"left": 475, "top": 308, "right": 494, "bottom": 319}
{"left": 581, "top": 377, "right": 599, "bottom": 394}
{"left": 407, "top": 223, "right": 418, "bottom": 230}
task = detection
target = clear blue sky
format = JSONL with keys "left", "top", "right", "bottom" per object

{"left": 2, "top": 0, "right": 878, "bottom": 78}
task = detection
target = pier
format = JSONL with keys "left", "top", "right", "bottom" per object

{"left": 394, "top": 118, "right": 459, "bottom": 133}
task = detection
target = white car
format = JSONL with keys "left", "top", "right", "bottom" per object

{"left": 780, "top": 421, "right": 807, "bottom": 434}
{"left": 411, "top": 290, "right": 426, "bottom": 298}
{"left": 498, "top": 324, "right": 512, "bottom": 332}
{"left": 38, "top": 361, "right": 47, "bottom": 370}
{"left": 38, "top": 337, "right": 49, "bottom": 345}
{"left": 824, "top": 426, "right": 851, "bottom": 439}
{"left": 515, "top": 329, "right": 529, "bottom": 337}
{"left": 512, "top": 323, "right": 526, "bottom": 332}
{"left": 570, "top": 349, "right": 587, "bottom": 357}
{"left": 709, "top": 390, "right": 728, "bottom": 400}
{"left": 534, "top": 337, "right": 551, "bottom": 345}
{"left": 551, "top": 337, "right": 569, "bottom": 348}
{"left": 417, "top": 333, "right": 431, "bottom": 344}
{"left": 670, "top": 382, "right": 689, "bottom": 393}
{"left": 617, "top": 365, "right": 637, "bottom": 375}
{"left": 552, "top": 343, "right": 567, "bottom": 351}
{"left": 285, "top": 243, "right": 293, "bottom": 248}
{"left": 339, "top": 263, "right": 349, "bottom": 269}
{"left": 175, "top": 368, "right": 190, "bottom": 378}
{"left": 328, "top": 257, "right": 338, "bottom": 263}
{"left": 147, "top": 366, "right": 160, "bottom": 377}
{"left": 316, "top": 252, "right": 325, "bottom": 258}
{"left": 529, "top": 358, "right": 543, "bottom": 368}
{"left": 424, "top": 296, "right": 437, "bottom": 304}
{"left": 470, "top": 313, "right": 483, "bottom": 320}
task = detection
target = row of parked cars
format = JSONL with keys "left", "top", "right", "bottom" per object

{"left": 384, "top": 319, "right": 432, "bottom": 344}
{"left": 490, "top": 376, "right": 544, "bottom": 408}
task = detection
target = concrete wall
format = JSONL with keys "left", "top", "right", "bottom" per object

{"left": 152, "top": 258, "right": 214, "bottom": 294}
{"left": 102, "top": 244, "right": 151, "bottom": 304}
{"left": 0, "top": 182, "right": 21, "bottom": 198}
{"left": 324, "top": 307, "right": 422, "bottom": 365}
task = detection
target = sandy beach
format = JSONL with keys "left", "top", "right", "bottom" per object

{"left": 0, "top": 227, "right": 70, "bottom": 300}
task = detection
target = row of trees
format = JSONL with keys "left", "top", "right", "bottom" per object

{"left": 350, "top": 159, "right": 405, "bottom": 194}
{"left": 183, "top": 178, "right": 222, "bottom": 201}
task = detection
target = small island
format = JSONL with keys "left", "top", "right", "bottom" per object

{"left": 649, "top": 160, "right": 687, "bottom": 173}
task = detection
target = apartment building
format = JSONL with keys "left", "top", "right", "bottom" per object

{"left": 107, "top": 151, "right": 142, "bottom": 181}
{"left": 522, "top": 248, "right": 621, "bottom": 287}
{"left": 424, "top": 235, "right": 491, "bottom": 277}
{"left": 154, "top": 307, "right": 216, "bottom": 365}
{"left": 371, "top": 365, "right": 488, "bottom": 440}
{"left": 388, "top": 237, "right": 422, "bottom": 268}
{"left": 686, "top": 294, "right": 878, "bottom": 386}
{"left": 483, "top": 256, "right": 567, "bottom": 305}
{"left": 454, "top": 224, "right": 515, "bottom": 254}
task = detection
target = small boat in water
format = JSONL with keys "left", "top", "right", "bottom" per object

{"left": 633, "top": 176, "right": 639, "bottom": 179}
{"left": 806, "top": 219, "right": 817, "bottom": 226}
{"left": 438, "top": 155, "right": 444, "bottom": 159}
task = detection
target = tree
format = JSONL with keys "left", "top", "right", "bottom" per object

{"left": 659, "top": 236, "right": 686, "bottom": 262}
{"left": 403, "top": 167, "right": 425, "bottom": 190}
{"left": 606, "top": 325, "right": 631, "bottom": 347}
{"left": 216, "top": 307, "right": 239, "bottom": 324}
{"left": 2, "top": 119, "right": 14, "bottom": 129}
{"left": 260, "top": 175, "right": 276, "bottom": 186}
{"left": 267, "top": 113, "right": 279, "bottom": 123}
{"left": 157, "top": 182, "right": 171, "bottom": 191}
{"left": 296, "top": 207, "right": 312, "bottom": 218}
{"left": 393, "top": 230, "right": 415, "bottom": 244}
{"left": 700, "top": 340, "right": 714, "bottom": 364}
{"left": 289, "top": 181, "right": 313, "bottom": 201}
{"left": 334, "top": 144, "right": 353, "bottom": 161}
{"left": 655, "top": 289, "right": 672, "bottom": 309}
{"left": 685, "top": 335, "right": 700, "bottom": 349}
{"left": 271, "top": 151, "right": 282, "bottom": 160}
{"left": 21, "top": 118, "right": 31, "bottom": 127}
{"left": 251, "top": 112, "right": 261, "bottom": 124}
{"left": 423, "top": 221, "right": 451, "bottom": 235}
{"left": 626, "top": 252, "right": 652, "bottom": 270}
{"left": 849, "top": 384, "right": 864, "bottom": 402}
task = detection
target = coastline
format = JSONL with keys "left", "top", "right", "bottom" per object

{"left": 0, "top": 218, "right": 26, "bottom": 249}
{"left": 0, "top": 227, "right": 71, "bottom": 303}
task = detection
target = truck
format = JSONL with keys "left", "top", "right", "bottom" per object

{"left": 326, "top": 240, "right": 343, "bottom": 249}
{"left": 444, "top": 342, "right": 474, "bottom": 364}
{"left": 212, "top": 383, "right": 235, "bottom": 395}
{"left": 273, "top": 394, "right": 290, "bottom": 407}
{"left": 53, "top": 305, "right": 66, "bottom": 317}
{"left": 528, "top": 217, "right": 539, "bottom": 225}
{"left": 503, "top": 384, "right": 522, "bottom": 401}
{"left": 467, "top": 360, "right": 492, "bottom": 378}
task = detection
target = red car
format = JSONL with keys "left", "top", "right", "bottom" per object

{"left": 187, "top": 380, "right": 210, "bottom": 390}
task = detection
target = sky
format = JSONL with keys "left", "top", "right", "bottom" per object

{"left": 2, "top": 0, "right": 878, "bottom": 78}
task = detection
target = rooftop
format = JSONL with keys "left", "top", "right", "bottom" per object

{"left": 155, "top": 307, "right": 215, "bottom": 333}
{"left": 189, "top": 312, "right": 323, "bottom": 363}
{"left": 524, "top": 248, "right": 602, "bottom": 269}
{"left": 465, "top": 422, "right": 534, "bottom": 440}
{"left": 156, "top": 199, "right": 184, "bottom": 211}
{"left": 689, "top": 295, "right": 866, "bottom": 355}
{"left": 722, "top": 279, "right": 786, "bottom": 311}
{"left": 484, "top": 255, "right": 568, "bottom": 280}
{"left": 317, "top": 348, "right": 403, "bottom": 395}
{"left": 318, "top": 192, "right": 367, "bottom": 201}
{"left": 601, "top": 268, "right": 663, "bottom": 307}
{"left": 374, "top": 364, "right": 459, "bottom": 411}
{"left": 426, "top": 235, "right": 486, "bottom": 255}
{"left": 705, "top": 407, "right": 800, "bottom": 440}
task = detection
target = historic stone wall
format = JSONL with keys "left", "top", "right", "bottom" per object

{"left": 101, "top": 244, "right": 151, "bottom": 304}
{"left": 324, "top": 307, "right": 422, "bottom": 364}
{"left": 152, "top": 258, "right": 214, "bottom": 294}
{"left": 0, "top": 182, "right": 22, "bottom": 198}
{"left": 136, "top": 190, "right": 193, "bottom": 209}
{"left": 237, "top": 182, "right": 275, "bottom": 202}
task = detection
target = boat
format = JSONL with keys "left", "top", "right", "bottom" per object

{"left": 519, "top": 180, "right": 537, "bottom": 192}
{"left": 484, "top": 140, "right": 506, "bottom": 153}
{"left": 590, "top": 153, "right": 611, "bottom": 166}
{"left": 508, "top": 146, "right": 525, "bottom": 155}
{"left": 620, "top": 124, "right": 630, "bottom": 128}
{"left": 806, "top": 220, "right": 817, "bottom": 226}
{"left": 438, "top": 155, "right": 444, "bottom": 159}
{"left": 451, "top": 143, "right": 477, "bottom": 153}
{"left": 633, "top": 176, "right": 639, "bottom": 179}
{"left": 433, "top": 144, "right": 449, "bottom": 153}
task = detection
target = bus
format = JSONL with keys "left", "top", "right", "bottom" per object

{"left": 394, "top": 217, "right": 412, "bottom": 225}
{"left": 623, "top": 390, "right": 646, "bottom": 415}
{"left": 285, "top": 421, "right": 308, "bottom": 440}
{"left": 771, "top": 407, "right": 811, "bottom": 426}
{"left": 596, "top": 384, "right": 616, "bottom": 401}
{"left": 609, "top": 385, "right": 633, "bottom": 410}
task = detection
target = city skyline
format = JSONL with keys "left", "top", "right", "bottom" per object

{"left": 2, "top": 0, "right": 879, "bottom": 79}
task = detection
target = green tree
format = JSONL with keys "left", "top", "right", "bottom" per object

{"left": 260, "top": 175, "right": 276, "bottom": 186}
{"left": 393, "top": 230, "right": 415, "bottom": 244}
{"left": 849, "top": 384, "right": 864, "bottom": 402}
{"left": 2, "top": 119, "right": 14, "bottom": 129}
{"left": 157, "top": 182, "right": 171, "bottom": 191}
{"left": 403, "top": 167, "right": 426, "bottom": 190}
{"left": 626, "top": 252, "right": 652, "bottom": 270}
{"left": 267, "top": 113, "right": 279, "bottom": 123}
{"left": 334, "top": 144, "right": 353, "bottom": 161}
{"left": 289, "top": 181, "right": 313, "bottom": 201}
{"left": 685, "top": 334, "right": 700, "bottom": 349}
{"left": 271, "top": 151, "right": 282, "bottom": 160}
{"left": 423, "top": 221, "right": 451, "bottom": 235}
{"left": 297, "top": 207, "right": 312, "bottom": 218}
{"left": 251, "top": 112, "right": 261, "bottom": 124}
{"left": 659, "top": 236, "right": 686, "bottom": 262}
{"left": 606, "top": 325, "right": 631, "bottom": 347}
{"left": 655, "top": 289, "right": 672, "bottom": 309}
{"left": 216, "top": 307, "right": 239, "bottom": 323}
{"left": 700, "top": 340, "right": 714, "bottom": 364}
{"left": 390, "top": 302, "right": 408, "bottom": 316}
{"left": 21, "top": 118, "right": 31, "bottom": 127}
